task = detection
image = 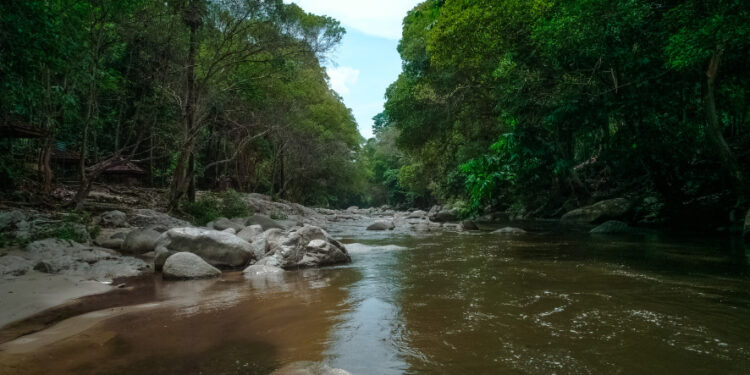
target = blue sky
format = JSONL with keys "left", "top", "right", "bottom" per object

{"left": 285, "top": 0, "right": 423, "bottom": 139}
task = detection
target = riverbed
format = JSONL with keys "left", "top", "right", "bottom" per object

{"left": 1, "top": 223, "right": 749, "bottom": 374}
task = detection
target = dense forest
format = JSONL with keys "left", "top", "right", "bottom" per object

{"left": 2, "top": 0, "right": 750, "bottom": 232}
{"left": 367, "top": 0, "right": 750, "bottom": 230}
{"left": 0, "top": 0, "right": 366, "bottom": 210}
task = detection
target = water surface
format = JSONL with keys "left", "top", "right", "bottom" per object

{"left": 1, "top": 224, "right": 749, "bottom": 374}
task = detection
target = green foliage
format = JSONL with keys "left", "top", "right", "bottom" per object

{"left": 182, "top": 189, "right": 250, "bottom": 226}
{"left": 378, "top": 0, "right": 750, "bottom": 225}
{"left": 182, "top": 194, "right": 222, "bottom": 226}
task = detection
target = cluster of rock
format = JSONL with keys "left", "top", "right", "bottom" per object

{"left": 0, "top": 203, "right": 352, "bottom": 282}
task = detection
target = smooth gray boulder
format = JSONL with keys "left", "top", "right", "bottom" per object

{"left": 163, "top": 252, "right": 221, "bottom": 280}
{"left": 591, "top": 220, "right": 634, "bottom": 234}
{"left": 493, "top": 227, "right": 526, "bottom": 234}
{"left": 561, "top": 198, "right": 631, "bottom": 224}
{"left": 155, "top": 227, "right": 254, "bottom": 269}
{"left": 271, "top": 361, "right": 351, "bottom": 375}
{"left": 246, "top": 214, "right": 285, "bottom": 231}
{"left": 99, "top": 210, "right": 127, "bottom": 227}
{"left": 367, "top": 220, "right": 395, "bottom": 231}
{"left": 237, "top": 225, "right": 264, "bottom": 242}
{"left": 121, "top": 228, "right": 161, "bottom": 254}
{"left": 265, "top": 225, "right": 350, "bottom": 269}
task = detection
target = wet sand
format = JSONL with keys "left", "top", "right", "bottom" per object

{"left": 0, "top": 272, "right": 112, "bottom": 329}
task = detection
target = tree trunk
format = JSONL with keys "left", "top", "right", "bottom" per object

{"left": 168, "top": 6, "right": 199, "bottom": 211}
{"left": 40, "top": 139, "right": 54, "bottom": 194}
{"left": 704, "top": 48, "right": 747, "bottom": 215}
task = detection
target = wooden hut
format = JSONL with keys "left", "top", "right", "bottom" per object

{"left": 89, "top": 157, "right": 145, "bottom": 186}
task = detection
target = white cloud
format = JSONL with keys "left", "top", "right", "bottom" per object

{"left": 327, "top": 66, "right": 360, "bottom": 95}
{"left": 286, "top": 0, "right": 422, "bottom": 40}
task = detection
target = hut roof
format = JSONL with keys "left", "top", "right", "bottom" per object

{"left": 88, "top": 157, "right": 145, "bottom": 174}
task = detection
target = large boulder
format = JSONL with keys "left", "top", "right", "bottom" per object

{"left": 121, "top": 228, "right": 161, "bottom": 254}
{"left": 128, "top": 209, "right": 191, "bottom": 231}
{"left": 237, "top": 225, "right": 264, "bottom": 242}
{"left": 264, "top": 225, "right": 350, "bottom": 269}
{"left": 163, "top": 252, "right": 221, "bottom": 280}
{"left": 155, "top": 227, "right": 255, "bottom": 269}
{"left": 99, "top": 210, "right": 127, "bottom": 228}
{"left": 561, "top": 198, "right": 631, "bottom": 224}
{"left": 366, "top": 220, "right": 395, "bottom": 231}
{"left": 246, "top": 214, "right": 285, "bottom": 231}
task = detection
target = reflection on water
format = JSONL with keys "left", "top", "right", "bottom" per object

{"left": 1, "top": 225, "right": 750, "bottom": 374}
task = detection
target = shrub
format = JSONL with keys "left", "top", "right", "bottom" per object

{"left": 182, "top": 190, "right": 250, "bottom": 226}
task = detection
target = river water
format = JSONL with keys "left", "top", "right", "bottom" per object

{"left": 1, "top": 222, "right": 749, "bottom": 374}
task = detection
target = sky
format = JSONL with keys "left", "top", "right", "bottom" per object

{"left": 285, "top": 0, "right": 423, "bottom": 139}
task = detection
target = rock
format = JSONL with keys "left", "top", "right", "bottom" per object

{"left": 346, "top": 206, "right": 359, "bottom": 212}
{"left": 0, "top": 255, "right": 34, "bottom": 277}
{"left": 243, "top": 264, "right": 284, "bottom": 277}
{"left": 493, "top": 227, "right": 526, "bottom": 234}
{"left": 590, "top": 220, "right": 634, "bottom": 234}
{"left": 246, "top": 214, "right": 285, "bottom": 231}
{"left": 561, "top": 198, "right": 631, "bottom": 224}
{"left": 97, "top": 238, "right": 124, "bottom": 250}
{"left": 461, "top": 220, "right": 479, "bottom": 231}
{"left": 155, "top": 227, "right": 255, "bottom": 269}
{"left": 236, "top": 225, "right": 264, "bottom": 242}
{"left": 13, "top": 219, "right": 90, "bottom": 243}
{"left": 163, "top": 252, "right": 221, "bottom": 280}
{"left": 129, "top": 209, "right": 191, "bottom": 230}
{"left": 121, "top": 228, "right": 161, "bottom": 254}
{"left": 367, "top": 220, "right": 395, "bottom": 231}
{"left": 0, "top": 210, "right": 27, "bottom": 231}
{"left": 407, "top": 210, "right": 427, "bottom": 219}
{"left": 222, "top": 228, "right": 237, "bottom": 235}
{"left": 207, "top": 217, "right": 245, "bottom": 232}
{"left": 99, "top": 210, "right": 127, "bottom": 228}
{"left": 265, "top": 225, "right": 350, "bottom": 269}
{"left": 23, "top": 239, "right": 149, "bottom": 280}
{"left": 255, "top": 255, "right": 283, "bottom": 268}
{"left": 428, "top": 205, "right": 460, "bottom": 223}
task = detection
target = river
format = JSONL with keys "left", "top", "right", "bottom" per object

{"left": 1, "top": 222, "right": 749, "bottom": 374}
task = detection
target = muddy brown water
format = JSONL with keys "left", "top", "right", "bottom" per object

{"left": 1, "top": 223, "right": 749, "bottom": 374}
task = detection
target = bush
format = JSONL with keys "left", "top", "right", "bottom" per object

{"left": 218, "top": 190, "right": 250, "bottom": 219}
{"left": 182, "top": 190, "right": 250, "bottom": 226}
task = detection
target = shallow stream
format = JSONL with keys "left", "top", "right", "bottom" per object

{"left": 1, "top": 223, "right": 749, "bottom": 374}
